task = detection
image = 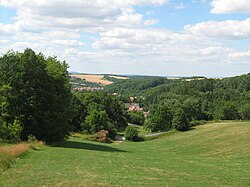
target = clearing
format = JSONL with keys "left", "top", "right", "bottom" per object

{"left": 0, "top": 121, "right": 249, "bottom": 186}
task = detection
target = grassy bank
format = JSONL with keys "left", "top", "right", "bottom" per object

{"left": 0, "top": 121, "right": 249, "bottom": 186}
{"left": 0, "top": 142, "right": 43, "bottom": 174}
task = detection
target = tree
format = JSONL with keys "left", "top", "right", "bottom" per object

{"left": 84, "top": 110, "right": 110, "bottom": 133}
{"left": 240, "top": 104, "right": 250, "bottom": 120}
{"left": 74, "top": 91, "right": 128, "bottom": 135}
{"left": 182, "top": 98, "right": 202, "bottom": 121}
{"left": 219, "top": 103, "right": 240, "bottom": 120}
{"left": 143, "top": 103, "right": 173, "bottom": 132}
{"left": 127, "top": 111, "right": 145, "bottom": 125}
{"left": 0, "top": 49, "right": 72, "bottom": 142}
{"left": 69, "top": 93, "right": 87, "bottom": 132}
{"left": 173, "top": 108, "right": 190, "bottom": 131}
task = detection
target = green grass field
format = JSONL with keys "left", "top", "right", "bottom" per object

{"left": 0, "top": 121, "right": 249, "bottom": 187}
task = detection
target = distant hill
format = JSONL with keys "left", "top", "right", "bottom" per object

{"left": 69, "top": 73, "right": 130, "bottom": 88}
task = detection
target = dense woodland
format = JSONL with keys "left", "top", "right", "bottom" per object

{"left": 105, "top": 74, "right": 250, "bottom": 132}
{"left": 0, "top": 49, "right": 249, "bottom": 143}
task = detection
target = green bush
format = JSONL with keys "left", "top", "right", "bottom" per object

{"left": 124, "top": 126, "right": 139, "bottom": 141}
{"left": 27, "top": 134, "right": 37, "bottom": 143}
{"left": 143, "top": 118, "right": 160, "bottom": 132}
{"left": 0, "top": 120, "right": 22, "bottom": 143}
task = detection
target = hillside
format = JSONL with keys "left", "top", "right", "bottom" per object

{"left": 0, "top": 121, "right": 249, "bottom": 186}
{"left": 70, "top": 74, "right": 129, "bottom": 86}
{"left": 105, "top": 73, "right": 250, "bottom": 122}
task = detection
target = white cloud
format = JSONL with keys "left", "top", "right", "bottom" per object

{"left": 174, "top": 3, "right": 188, "bottom": 10}
{"left": 0, "top": 0, "right": 167, "bottom": 19}
{"left": 0, "top": 39, "right": 9, "bottom": 44}
{"left": 184, "top": 18, "right": 250, "bottom": 39}
{"left": 143, "top": 19, "right": 159, "bottom": 26}
{"left": 0, "top": 0, "right": 249, "bottom": 76}
{"left": 0, "top": 0, "right": 168, "bottom": 35}
{"left": 51, "top": 40, "right": 85, "bottom": 47}
{"left": 211, "top": 0, "right": 250, "bottom": 14}
{"left": 228, "top": 49, "right": 250, "bottom": 63}
{"left": 92, "top": 28, "right": 226, "bottom": 63}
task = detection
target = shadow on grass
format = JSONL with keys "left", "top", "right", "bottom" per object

{"left": 53, "top": 140, "right": 128, "bottom": 153}
{"left": 188, "top": 127, "right": 196, "bottom": 131}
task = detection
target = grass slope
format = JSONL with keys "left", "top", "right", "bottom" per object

{"left": 0, "top": 122, "right": 249, "bottom": 187}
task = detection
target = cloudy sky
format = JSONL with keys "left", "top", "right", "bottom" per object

{"left": 0, "top": 0, "right": 250, "bottom": 77}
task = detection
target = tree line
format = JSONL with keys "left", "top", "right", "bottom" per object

{"left": 0, "top": 49, "right": 128, "bottom": 143}
{"left": 105, "top": 73, "right": 250, "bottom": 132}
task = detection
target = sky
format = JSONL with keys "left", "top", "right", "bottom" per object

{"left": 0, "top": 0, "right": 250, "bottom": 77}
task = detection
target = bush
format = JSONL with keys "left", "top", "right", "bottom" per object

{"left": 143, "top": 117, "right": 160, "bottom": 132}
{"left": 0, "top": 120, "right": 22, "bottom": 143}
{"left": 27, "top": 134, "right": 37, "bottom": 143}
{"left": 124, "top": 126, "right": 139, "bottom": 141}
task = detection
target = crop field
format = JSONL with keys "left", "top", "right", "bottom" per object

{"left": 109, "top": 75, "right": 129, "bottom": 80}
{"left": 70, "top": 74, "right": 113, "bottom": 85}
{"left": 0, "top": 121, "right": 249, "bottom": 187}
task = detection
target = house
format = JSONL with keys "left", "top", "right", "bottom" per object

{"left": 128, "top": 103, "right": 142, "bottom": 111}
{"left": 125, "top": 96, "right": 143, "bottom": 111}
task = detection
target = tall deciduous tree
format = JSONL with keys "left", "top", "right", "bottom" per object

{"left": 0, "top": 49, "right": 72, "bottom": 142}
{"left": 173, "top": 108, "right": 190, "bottom": 131}
{"left": 144, "top": 103, "right": 173, "bottom": 132}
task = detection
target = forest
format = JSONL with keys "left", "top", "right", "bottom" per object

{"left": 105, "top": 74, "right": 250, "bottom": 131}
{"left": 0, "top": 49, "right": 249, "bottom": 143}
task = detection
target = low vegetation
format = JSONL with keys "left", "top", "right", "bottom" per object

{"left": 0, "top": 141, "right": 43, "bottom": 173}
{"left": 0, "top": 122, "right": 249, "bottom": 186}
{"left": 124, "top": 126, "right": 139, "bottom": 141}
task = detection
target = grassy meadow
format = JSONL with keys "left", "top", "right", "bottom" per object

{"left": 0, "top": 121, "right": 249, "bottom": 187}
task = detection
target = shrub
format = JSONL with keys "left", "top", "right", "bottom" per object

{"left": 0, "top": 120, "right": 22, "bottom": 143}
{"left": 27, "top": 134, "right": 37, "bottom": 143}
{"left": 143, "top": 118, "right": 159, "bottom": 132}
{"left": 124, "top": 126, "right": 139, "bottom": 141}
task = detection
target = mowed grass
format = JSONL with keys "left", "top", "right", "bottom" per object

{"left": 0, "top": 121, "right": 249, "bottom": 187}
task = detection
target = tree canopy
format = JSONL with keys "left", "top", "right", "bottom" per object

{"left": 0, "top": 49, "right": 71, "bottom": 142}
